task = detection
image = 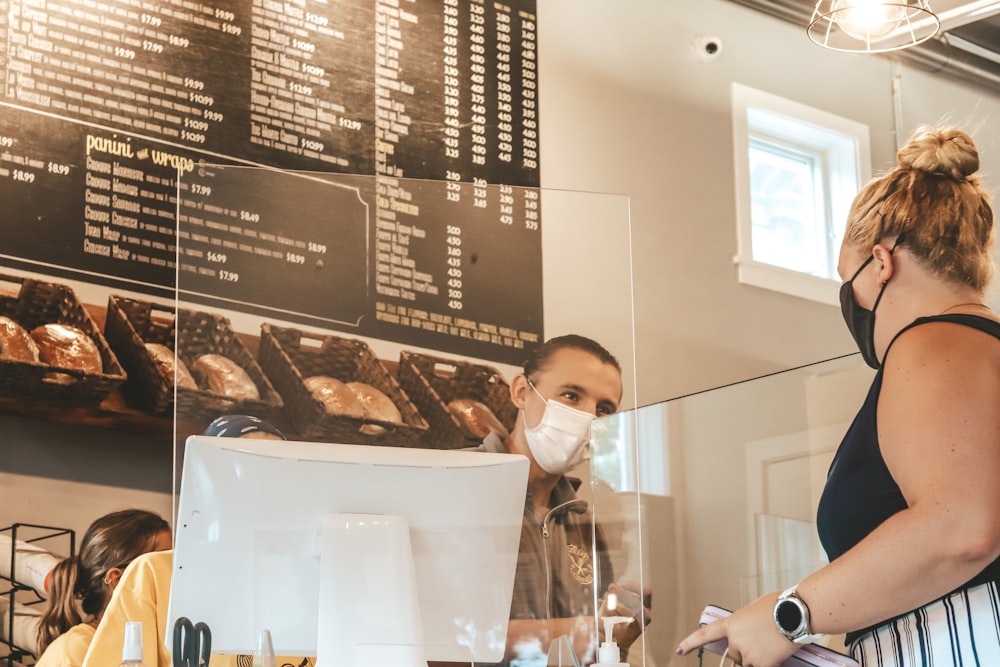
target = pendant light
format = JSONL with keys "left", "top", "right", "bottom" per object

{"left": 808, "top": 0, "right": 941, "bottom": 53}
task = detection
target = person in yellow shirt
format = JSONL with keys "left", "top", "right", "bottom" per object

{"left": 34, "top": 510, "right": 172, "bottom": 667}
{"left": 80, "top": 549, "right": 174, "bottom": 667}
{"left": 83, "top": 415, "right": 288, "bottom": 667}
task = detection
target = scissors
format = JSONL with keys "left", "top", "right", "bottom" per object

{"left": 172, "top": 617, "right": 212, "bottom": 667}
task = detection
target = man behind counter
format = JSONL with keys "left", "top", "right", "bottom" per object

{"left": 469, "top": 334, "right": 651, "bottom": 666}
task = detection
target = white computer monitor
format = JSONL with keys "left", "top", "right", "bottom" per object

{"left": 167, "top": 435, "right": 529, "bottom": 667}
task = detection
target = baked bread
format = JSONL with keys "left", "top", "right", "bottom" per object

{"left": 447, "top": 398, "right": 509, "bottom": 439}
{"left": 0, "top": 316, "right": 40, "bottom": 362}
{"left": 304, "top": 375, "right": 366, "bottom": 419}
{"left": 30, "top": 324, "right": 103, "bottom": 373}
{"left": 347, "top": 381, "right": 403, "bottom": 424}
{"left": 145, "top": 343, "right": 197, "bottom": 389}
{"left": 190, "top": 353, "right": 260, "bottom": 400}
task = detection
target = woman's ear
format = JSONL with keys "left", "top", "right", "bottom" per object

{"left": 510, "top": 374, "right": 529, "bottom": 410}
{"left": 104, "top": 567, "right": 124, "bottom": 590}
{"left": 872, "top": 243, "right": 897, "bottom": 284}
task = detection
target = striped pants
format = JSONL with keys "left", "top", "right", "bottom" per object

{"left": 850, "top": 581, "right": 1000, "bottom": 666}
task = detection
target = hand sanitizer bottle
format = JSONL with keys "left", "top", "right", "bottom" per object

{"left": 253, "top": 629, "right": 276, "bottom": 667}
{"left": 119, "top": 621, "right": 146, "bottom": 667}
{"left": 593, "top": 616, "right": 633, "bottom": 667}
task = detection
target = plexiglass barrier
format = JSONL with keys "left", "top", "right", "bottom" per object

{"left": 169, "top": 167, "right": 638, "bottom": 667}
{"left": 589, "top": 352, "right": 874, "bottom": 666}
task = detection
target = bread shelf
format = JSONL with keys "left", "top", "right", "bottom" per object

{"left": 0, "top": 304, "right": 406, "bottom": 445}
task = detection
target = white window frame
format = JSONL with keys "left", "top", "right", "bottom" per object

{"left": 731, "top": 83, "right": 871, "bottom": 305}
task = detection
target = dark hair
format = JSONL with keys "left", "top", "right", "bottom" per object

{"left": 522, "top": 334, "right": 621, "bottom": 381}
{"left": 36, "top": 509, "right": 170, "bottom": 654}
{"left": 845, "top": 125, "right": 995, "bottom": 290}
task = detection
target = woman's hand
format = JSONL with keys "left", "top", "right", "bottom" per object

{"left": 676, "top": 593, "right": 799, "bottom": 667}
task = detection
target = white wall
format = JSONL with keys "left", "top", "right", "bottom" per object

{"left": 538, "top": 0, "right": 1000, "bottom": 406}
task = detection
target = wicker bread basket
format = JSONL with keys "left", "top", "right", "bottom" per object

{"left": 258, "top": 323, "right": 428, "bottom": 446}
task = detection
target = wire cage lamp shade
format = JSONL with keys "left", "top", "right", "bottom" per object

{"left": 808, "top": 0, "right": 941, "bottom": 53}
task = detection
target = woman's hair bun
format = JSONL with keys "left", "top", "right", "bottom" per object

{"left": 897, "top": 125, "right": 979, "bottom": 181}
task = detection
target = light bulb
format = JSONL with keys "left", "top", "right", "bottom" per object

{"left": 832, "top": 0, "right": 908, "bottom": 40}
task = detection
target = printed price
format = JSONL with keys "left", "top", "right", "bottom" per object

{"left": 0, "top": 136, "right": 13, "bottom": 147}
{"left": 221, "top": 23, "right": 242, "bottom": 36}
{"left": 207, "top": 251, "right": 227, "bottom": 263}
{"left": 240, "top": 210, "right": 260, "bottom": 223}
{"left": 181, "top": 130, "right": 206, "bottom": 144}
{"left": 189, "top": 92, "right": 215, "bottom": 106}
{"left": 293, "top": 39, "right": 315, "bottom": 53}
{"left": 47, "top": 162, "right": 70, "bottom": 175}
{"left": 286, "top": 252, "right": 305, "bottom": 264}
{"left": 191, "top": 183, "right": 212, "bottom": 196}
{"left": 143, "top": 40, "right": 163, "bottom": 54}
{"left": 308, "top": 242, "right": 327, "bottom": 254}
{"left": 218, "top": 270, "right": 239, "bottom": 282}
{"left": 12, "top": 169, "right": 34, "bottom": 183}
{"left": 169, "top": 35, "right": 190, "bottom": 48}
{"left": 115, "top": 46, "right": 136, "bottom": 59}
{"left": 141, "top": 13, "right": 162, "bottom": 26}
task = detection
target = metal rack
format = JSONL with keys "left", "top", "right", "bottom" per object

{"left": 1, "top": 524, "right": 74, "bottom": 667}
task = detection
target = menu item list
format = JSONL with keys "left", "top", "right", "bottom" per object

{"left": 0, "top": 0, "right": 542, "bottom": 363}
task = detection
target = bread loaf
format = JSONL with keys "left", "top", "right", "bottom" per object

{"left": 447, "top": 398, "right": 509, "bottom": 439}
{"left": 0, "top": 316, "right": 40, "bottom": 362}
{"left": 347, "top": 381, "right": 403, "bottom": 424}
{"left": 145, "top": 343, "right": 197, "bottom": 389}
{"left": 304, "top": 375, "right": 366, "bottom": 419}
{"left": 30, "top": 324, "right": 102, "bottom": 373}
{"left": 190, "top": 353, "right": 260, "bottom": 400}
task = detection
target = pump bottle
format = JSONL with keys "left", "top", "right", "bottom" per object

{"left": 119, "top": 621, "right": 147, "bottom": 667}
{"left": 593, "top": 616, "right": 632, "bottom": 667}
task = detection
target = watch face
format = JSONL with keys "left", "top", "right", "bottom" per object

{"left": 777, "top": 599, "right": 804, "bottom": 634}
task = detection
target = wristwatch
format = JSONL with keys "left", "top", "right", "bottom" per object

{"left": 774, "top": 587, "right": 813, "bottom": 643}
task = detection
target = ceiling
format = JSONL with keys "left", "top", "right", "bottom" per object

{"left": 726, "top": 0, "right": 1000, "bottom": 93}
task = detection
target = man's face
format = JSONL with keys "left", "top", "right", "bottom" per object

{"left": 522, "top": 347, "right": 622, "bottom": 430}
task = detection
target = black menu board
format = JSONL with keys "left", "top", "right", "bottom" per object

{"left": 0, "top": 0, "right": 541, "bottom": 364}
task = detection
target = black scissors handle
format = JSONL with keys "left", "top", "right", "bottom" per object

{"left": 173, "top": 617, "right": 212, "bottom": 667}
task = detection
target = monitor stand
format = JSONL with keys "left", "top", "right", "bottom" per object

{"left": 315, "top": 513, "right": 426, "bottom": 667}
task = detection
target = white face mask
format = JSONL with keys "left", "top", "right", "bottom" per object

{"left": 523, "top": 381, "right": 594, "bottom": 475}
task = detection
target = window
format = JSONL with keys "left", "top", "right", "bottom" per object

{"left": 732, "top": 83, "right": 871, "bottom": 305}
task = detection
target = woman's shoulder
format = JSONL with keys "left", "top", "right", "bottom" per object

{"left": 35, "top": 623, "right": 96, "bottom": 667}
{"left": 882, "top": 314, "right": 1000, "bottom": 405}
{"left": 888, "top": 313, "right": 1000, "bottom": 365}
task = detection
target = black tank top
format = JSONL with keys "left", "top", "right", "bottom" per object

{"left": 816, "top": 313, "right": 1000, "bottom": 642}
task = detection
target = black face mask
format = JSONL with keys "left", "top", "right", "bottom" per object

{"left": 839, "top": 238, "right": 902, "bottom": 369}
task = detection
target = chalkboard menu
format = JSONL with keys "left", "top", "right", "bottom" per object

{"left": 0, "top": 0, "right": 541, "bottom": 364}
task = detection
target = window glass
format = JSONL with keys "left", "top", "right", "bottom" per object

{"left": 731, "top": 84, "right": 871, "bottom": 305}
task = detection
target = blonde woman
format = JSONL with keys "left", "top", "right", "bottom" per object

{"left": 680, "top": 125, "right": 1000, "bottom": 666}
